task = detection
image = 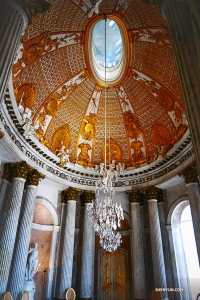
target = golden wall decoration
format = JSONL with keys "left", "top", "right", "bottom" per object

{"left": 123, "top": 110, "right": 142, "bottom": 139}
{"left": 151, "top": 123, "right": 171, "bottom": 150}
{"left": 15, "top": 84, "right": 35, "bottom": 109}
{"left": 130, "top": 137, "right": 146, "bottom": 166}
{"left": 35, "top": 113, "right": 46, "bottom": 140}
{"left": 101, "top": 140, "right": 123, "bottom": 165}
{"left": 77, "top": 142, "right": 91, "bottom": 167}
{"left": 80, "top": 113, "right": 97, "bottom": 140}
{"left": 171, "top": 124, "right": 188, "bottom": 145}
{"left": 44, "top": 96, "right": 61, "bottom": 117}
{"left": 51, "top": 126, "right": 71, "bottom": 154}
{"left": 21, "top": 32, "right": 58, "bottom": 66}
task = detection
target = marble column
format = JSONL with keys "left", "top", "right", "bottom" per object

{"left": 146, "top": 187, "right": 168, "bottom": 300}
{"left": 0, "top": 161, "right": 30, "bottom": 296}
{"left": 166, "top": 226, "right": 181, "bottom": 300}
{"left": 46, "top": 225, "right": 60, "bottom": 300}
{"left": 182, "top": 166, "right": 200, "bottom": 265}
{"left": 58, "top": 187, "right": 81, "bottom": 299}
{"left": 161, "top": 0, "right": 200, "bottom": 177}
{"left": 157, "top": 191, "right": 174, "bottom": 299}
{"left": 128, "top": 190, "right": 146, "bottom": 300}
{"left": 8, "top": 170, "right": 45, "bottom": 299}
{"left": 80, "top": 191, "right": 95, "bottom": 300}
{"left": 0, "top": 1, "right": 28, "bottom": 101}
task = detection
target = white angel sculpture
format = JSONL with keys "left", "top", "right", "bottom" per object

{"left": 25, "top": 243, "right": 40, "bottom": 281}
{"left": 88, "top": 0, "right": 103, "bottom": 18}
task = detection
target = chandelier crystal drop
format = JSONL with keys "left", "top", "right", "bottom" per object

{"left": 87, "top": 16, "right": 124, "bottom": 252}
{"left": 99, "top": 229, "right": 122, "bottom": 252}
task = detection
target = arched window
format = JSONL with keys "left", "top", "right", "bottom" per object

{"left": 180, "top": 205, "right": 200, "bottom": 299}
{"left": 169, "top": 199, "right": 200, "bottom": 300}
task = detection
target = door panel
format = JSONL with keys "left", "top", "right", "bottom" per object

{"left": 101, "top": 250, "right": 126, "bottom": 300}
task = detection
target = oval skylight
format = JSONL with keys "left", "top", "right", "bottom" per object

{"left": 92, "top": 19, "right": 122, "bottom": 69}
{"left": 86, "top": 17, "right": 129, "bottom": 86}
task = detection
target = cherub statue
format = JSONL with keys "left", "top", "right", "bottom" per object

{"left": 88, "top": 0, "right": 103, "bottom": 18}
{"left": 22, "top": 107, "right": 33, "bottom": 124}
{"left": 22, "top": 115, "right": 35, "bottom": 139}
{"left": 57, "top": 145, "right": 70, "bottom": 166}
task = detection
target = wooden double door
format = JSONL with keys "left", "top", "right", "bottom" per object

{"left": 99, "top": 250, "right": 127, "bottom": 300}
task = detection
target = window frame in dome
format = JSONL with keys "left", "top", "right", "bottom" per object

{"left": 85, "top": 15, "right": 130, "bottom": 87}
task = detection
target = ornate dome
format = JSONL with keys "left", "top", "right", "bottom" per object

{"left": 3, "top": 0, "right": 192, "bottom": 190}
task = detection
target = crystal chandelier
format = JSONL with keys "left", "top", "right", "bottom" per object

{"left": 87, "top": 16, "right": 124, "bottom": 252}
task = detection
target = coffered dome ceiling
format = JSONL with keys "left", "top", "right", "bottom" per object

{"left": 11, "top": 0, "right": 189, "bottom": 176}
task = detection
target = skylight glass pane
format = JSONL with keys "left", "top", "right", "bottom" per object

{"left": 92, "top": 19, "right": 122, "bottom": 69}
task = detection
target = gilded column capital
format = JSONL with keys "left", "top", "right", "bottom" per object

{"left": 181, "top": 166, "right": 199, "bottom": 184}
{"left": 11, "top": 161, "right": 30, "bottom": 179}
{"left": 127, "top": 189, "right": 141, "bottom": 203}
{"left": 26, "top": 169, "right": 45, "bottom": 186}
{"left": 62, "top": 187, "right": 81, "bottom": 203}
{"left": 81, "top": 190, "right": 95, "bottom": 204}
{"left": 2, "top": 163, "right": 13, "bottom": 182}
{"left": 146, "top": 186, "right": 160, "bottom": 200}
{"left": 15, "top": 0, "right": 50, "bottom": 25}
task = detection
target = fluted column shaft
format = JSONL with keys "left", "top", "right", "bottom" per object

{"left": 148, "top": 199, "right": 168, "bottom": 300}
{"left": 59, "top": 199, "right": 77, "bottom": 298}
{"left": 0, "top": 1, "right": 27, "bottom": 101}
{"left": 131, "top": 202, "right": 146, "bottom": 300}
{"left": 0, "top": 177, "right": 26, "bottom": 294}
{"left": 162, "top": 0, "right": 200, "bottom": 176}
{"left": 186, "top": 182, "right": 200, "bottom": 264}
{"left": 80, "top": 202, "right": 95, "bottom": 300}
{"left": 8, "top": 185, "right": 38, "bottom": 299}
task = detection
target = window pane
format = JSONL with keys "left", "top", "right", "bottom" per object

{"left": 92, "top": 19, "right": 122, "bottom": 69}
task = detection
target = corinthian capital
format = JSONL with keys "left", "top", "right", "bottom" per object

{"left": 12, "top": 161, "right": 30, "bottom": 179}
{"left": 62, "top": 187, "right": 82, "bottom": 203}
{"left": 15, "top": 0, "right": 50, "bottom": 25}
{"left": 146, "top": 186, "right": 159, "bottom": 200}
{"left": 181, "top": 166, "right": 199, "bottom": 184}
{"left": 81, "top": 191, "right": 95, "bottom": 204}
{"left": 127, "top": 189, "right": 142, "bottom": 203}
{"left": 26, "top": 169, "right": 45, "bottom": 186}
